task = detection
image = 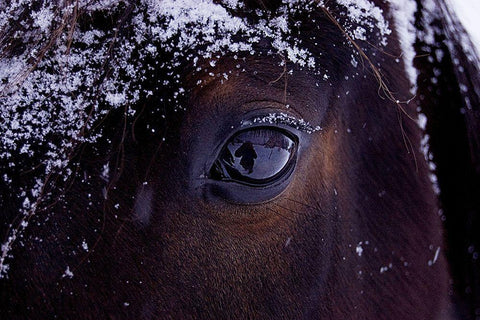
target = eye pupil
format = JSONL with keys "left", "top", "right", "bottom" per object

{"left": 209, "top": 127, "right": 297, "bottom": 186}
{"left": 234, "top": 141, "right": 257, "bottom": 174}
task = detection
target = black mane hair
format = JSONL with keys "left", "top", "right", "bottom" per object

{"left": 414, "top": 0, "right": 480, "bottom": 317}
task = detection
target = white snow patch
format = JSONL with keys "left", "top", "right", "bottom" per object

{"left": 417, "top": 113, "right": 427, "bottom": 130}
{"left": 31, "top": 5, "right": 54, "bottom": 33}
{"left": 389, "top": 0, "right": 418, "bottom": 93}
{"left": 242, "top": 112, "right": 322, "bottom": 134}
{"left": 447, "top": 0, "right": 480, "bottom": 55}
{"left": 336, "top": 0, "right": 391, "bottom": 45}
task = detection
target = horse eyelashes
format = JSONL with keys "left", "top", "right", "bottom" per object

{"left": 209, "top": 127, "right": 297, "bottom": 186}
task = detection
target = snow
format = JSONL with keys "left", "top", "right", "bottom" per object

{"left": 388, "top": 0, "right": 418, "bottom": 93}
{"left": 417, "top": 113, "right": 427, "bottom": 131}
{"left": 336, "top": 0, "right": 391, "bottom": 45}
{"left": 448, "top": 0, "right": 480, "bottom": 54}
{"left": 30, "top": 5, "right": 54, "bottom": 32}
{"left": 419, "top": 129, "right": 441, "bottom": 195}
{"left": 81, "top": 240, "right": 89, "bottom": 252}
{"left": 428, "top": 247, "right": 441, "bottom": 266}
{"left": 356, "top": 242, "right": 363, "bottom": 257}
{"left": 285, "top": 236, "right": 292, "bottom": 247}
{"left": 100, "top": 163, "right": 110, "bottom": 182}
{"left": 242, "top": 112, "right": 322, "bottom": 134}
{"left": 62, "top": 266, "right": 74, "bottom": 278}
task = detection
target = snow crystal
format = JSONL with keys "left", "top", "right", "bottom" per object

{"left": 356, "top": 242, "right": 363, "bottom": 257}
{"left": 81, "top": 240, "right": 89, "bottom": 252}
{"left": 22, "top": 197, "right": 31, "bottom": 210}
{"left": 353, "top": 26, "right": 367, "bottom": 41}
{"left": 62, "top": 266, "right": 74, "bottom": 278}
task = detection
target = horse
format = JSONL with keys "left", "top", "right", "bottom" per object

{"left": 0, "top": 0, "right": 479, "bottom": 318}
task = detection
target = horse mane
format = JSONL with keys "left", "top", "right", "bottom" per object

{"left": 413, "top": 0, "right": 480, "bottom": 316}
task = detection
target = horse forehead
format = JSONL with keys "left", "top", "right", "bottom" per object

{"left": 185, "top": 57, "right": 333, "bottom": 117}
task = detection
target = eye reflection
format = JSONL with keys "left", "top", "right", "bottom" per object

{"left": 210, "top": 127, "right": 297, "bottom": 185}
{"left": 234, "top": 141, "right": 257, "bottom": 173}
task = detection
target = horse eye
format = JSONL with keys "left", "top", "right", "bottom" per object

{"left": 209, "top": 127, "right": 297, "bottom": 186}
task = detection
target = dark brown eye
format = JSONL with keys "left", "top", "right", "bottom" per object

{"left": 209, "top": 127, "right": 297, "bottom": 186}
